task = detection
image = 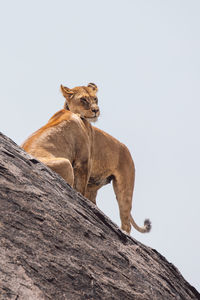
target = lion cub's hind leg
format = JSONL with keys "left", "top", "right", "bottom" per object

{"left": 113, "top": 177, "right": 133, "bottom": 234}
{"left": 40, "top": 157, "right": 74, "bottom": 187}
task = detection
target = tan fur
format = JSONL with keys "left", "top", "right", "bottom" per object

{"left": 22, "top": 83, "right": 151, "bottom": 234}
{"left": 60, "top": 83, "right": 99, "bottom": 122}
{"left": 22, "top": 83, "right": 99, "bottom": 196}
{"left": 86, "top": 126, "right": 151, "bottom": 234}
{"left": 61, "top": 84, "right": 151, "bottom": 234}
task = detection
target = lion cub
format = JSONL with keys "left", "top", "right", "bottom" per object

{"left": 61, "top": 83, "right": 151, "bottom": 234}
{"left": 22, "top": 83, "right": 99, "bottom": 196}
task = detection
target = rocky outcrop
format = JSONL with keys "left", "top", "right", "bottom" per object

{"left": 0, "top": 132, "right": 199, "bottom": 300}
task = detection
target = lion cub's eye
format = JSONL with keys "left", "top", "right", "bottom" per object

{"left": 94, "top": 97, "right": 98, "bottom": 104}
{"left": 80, "top": 97, "right": 88, "bottom": 103}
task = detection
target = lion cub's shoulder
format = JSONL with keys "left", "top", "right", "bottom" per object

{"left": 47, "top": 109, "right": 73, "bottom": 126}
{"left": 46, "top": 109, "right": 85, "bottom": 128}
{"left": 22, "top": 110, "right": 82, "bottom": 151}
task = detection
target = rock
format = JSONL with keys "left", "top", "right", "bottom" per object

{"left": 0, "top": 132, "right": 199, "bottom": 300}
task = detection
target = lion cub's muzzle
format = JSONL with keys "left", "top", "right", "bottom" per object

{"left": 88, "top": 104, "right": 100, "bottom": 120}
{"left": 92, "top": 107, "right": 100, "bottom": 117}
{"left": 86, "top": 106, "right": 100, "bottom": 122}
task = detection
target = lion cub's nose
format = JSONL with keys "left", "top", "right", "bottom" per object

{"left": 92, "top": 108, "right": 99, "bottom": 114}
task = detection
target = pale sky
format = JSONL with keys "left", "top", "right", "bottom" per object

{"left": 0, "top": 0, "right": 200, "bottom": 291}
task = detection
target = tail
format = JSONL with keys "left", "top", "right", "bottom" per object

{"left": 130, "top": 215, "right": 151, "bottom": 233}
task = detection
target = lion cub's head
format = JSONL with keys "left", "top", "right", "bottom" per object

{"left": 60, "top": 83, "right": 100, "bottom": 122}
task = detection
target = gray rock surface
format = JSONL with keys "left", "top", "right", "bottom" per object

{"left": 0, "top": 132, "right": 199, "bottom": 300}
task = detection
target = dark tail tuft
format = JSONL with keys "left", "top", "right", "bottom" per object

{"left": 144, "top": 219, "right": 151, "bottom": 232}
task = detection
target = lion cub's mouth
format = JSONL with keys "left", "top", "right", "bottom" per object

{"left": 75, "top": 113, "right": 99, "bottom": 123}
{"left": 85, "top": 116, "right": 98, "bottom": 123}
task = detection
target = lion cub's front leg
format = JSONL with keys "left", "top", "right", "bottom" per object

{"left": 73, "top": 161, "right": 90, "bottom": 196}
{"left": 42, "top": 157, "right": 90, "bottom": 196}
{"left": 40, "top": 157, "right": 74, "bottom": 188}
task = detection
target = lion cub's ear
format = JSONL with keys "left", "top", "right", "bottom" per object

{"left": 88, "top": 83, "right": 98, "bottom": 92}
{"left": 60, "top": 85, "right": 74, "bottom": 98}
